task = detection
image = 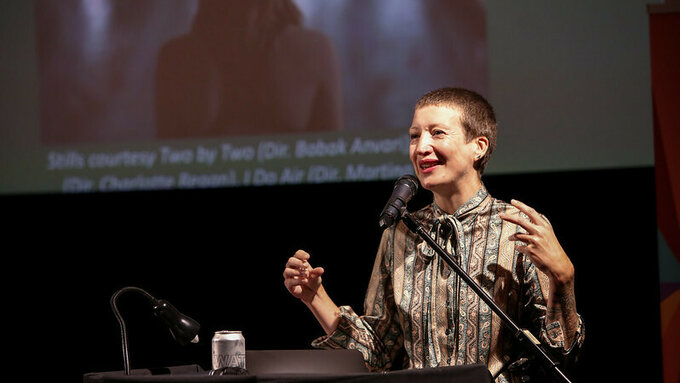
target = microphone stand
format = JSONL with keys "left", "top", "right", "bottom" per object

{"left": 399, "top": 212, "right": 572, "bottom": 383}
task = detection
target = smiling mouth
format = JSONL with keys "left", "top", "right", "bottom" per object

{"left": 419, "top": 160, "right": 441, "bottom": 172}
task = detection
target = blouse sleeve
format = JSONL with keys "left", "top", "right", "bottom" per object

{"left": 311, "top": 229, "right": 404, "bottom": 371}
{"left": 520, "top": 255, "right": 585, "bottom": 364}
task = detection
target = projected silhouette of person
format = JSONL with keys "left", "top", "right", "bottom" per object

{"left": 154, "top": 0, "right": 343, "bottom": 139}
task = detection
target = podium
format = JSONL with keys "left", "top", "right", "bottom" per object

{"left": 83, "top": 350, "right": 494, "bottom": 383}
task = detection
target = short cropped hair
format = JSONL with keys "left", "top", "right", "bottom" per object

{"left": 415, "top": 87, "right": 497, "bottom": 175}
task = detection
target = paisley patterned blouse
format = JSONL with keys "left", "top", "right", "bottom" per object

{"left": 312, "top": 186, "right": 584, "bottom": 382}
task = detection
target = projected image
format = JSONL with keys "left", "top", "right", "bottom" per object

{"left": 36, "top": 0, "right": 487, "bottom": 143}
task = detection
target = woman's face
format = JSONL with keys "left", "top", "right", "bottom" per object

{"left": 409, "top": 104, "right": 482, "bottom": 195}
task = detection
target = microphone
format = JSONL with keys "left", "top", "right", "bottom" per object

{"left": 379, "top": 174, "right": 418, "bottom": 229}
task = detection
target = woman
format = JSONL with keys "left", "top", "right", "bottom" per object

{"left": 283, "top": 87, "right": 584, "bottom": 382}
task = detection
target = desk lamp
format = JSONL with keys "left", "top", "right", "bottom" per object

{"left": 110, "top": 286, "right": 200, "bottom": 375}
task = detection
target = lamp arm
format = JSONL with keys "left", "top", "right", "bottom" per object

{"left": 110, "top": 287, "right": 159, "bottom": 376}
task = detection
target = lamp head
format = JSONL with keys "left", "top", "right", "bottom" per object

{"left": 152, "top": 299, "right": 200, "bottom": 346}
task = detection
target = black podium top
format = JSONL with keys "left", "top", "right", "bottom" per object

{"left": 84, "top": 350, "right": 493, "bottom": 383}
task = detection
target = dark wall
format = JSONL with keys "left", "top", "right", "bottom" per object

{"left": 6, "top": 167, "right": 661, "bottom": 382}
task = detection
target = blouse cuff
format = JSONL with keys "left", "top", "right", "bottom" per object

{"left": 539, "top": 314, "right": 585, "bottom": 355}
{"left": 311, "top": 306, "right": 359, "bottom": 349}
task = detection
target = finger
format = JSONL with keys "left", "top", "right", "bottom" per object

{"left": 294, "top": 249, "right": 311, "bottom": 261}
{"left": 284, "top": 276, "right": 303, "bottom": 290}
{"left": 283, "top": 267, "right": 306, "bottom": 279}
{"left": 286, "top": 256, "right": 309, "bottom": 270}
{"left": 508, "top": 232, "right": 533, "bottom": 244}
{"left": 293, "top": 250, "right": 314, "bottom": 270}
{"left": 539, "top": 213, "right": 552, "bottom": 227}
{"left": 510, "top": 199, "right": 544, "bottom": 226}
{"left": 515, "top": 244, "right": 530, "bottom": 256}
{"left": 307, "top": 267, "right": 325, "bottom": 278}
{"left": 500, "top": 211, "right": 537, "bottom": 235}
{"left": 285, "top": 273, "right": 314, "bottom": 287}
{"left": 290, "top": 268, "right": 323, "bottom": 284}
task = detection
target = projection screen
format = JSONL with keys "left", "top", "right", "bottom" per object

{"left": 0, "top": 0, "right": 654, "bottom": 194}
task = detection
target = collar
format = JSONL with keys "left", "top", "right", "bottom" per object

{"left": 432, "top": 184, "right": 489, "bottom": 222}
{"left": 419, "top": 185, "right": 490, "bottom": 261}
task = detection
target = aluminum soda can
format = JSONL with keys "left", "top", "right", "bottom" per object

{"left": 211, "top": 330, "right": 246, "bottom": 370}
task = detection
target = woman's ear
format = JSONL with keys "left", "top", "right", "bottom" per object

{"left": 475, "top": 136, "right": 489, "bottom": 158}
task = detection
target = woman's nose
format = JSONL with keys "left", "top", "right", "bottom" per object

{"left": 414, "top": 134, "right": 433, "bottom": 155}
